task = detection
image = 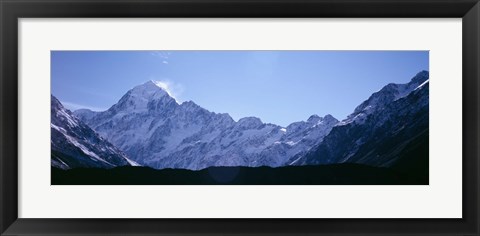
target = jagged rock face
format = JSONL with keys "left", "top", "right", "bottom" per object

{"left": 340, "top": 70, "right": 429, "bottom": 126}
{"left": 74, "top": 81, "right": 339, "bottom": 170}
{"left": 70, "top": 71, "right": 429, "bottom": 170}
{"left": 51, "top": 95, "right": 136, "bottom": 169}
{"left": 294, "top": 71, "right": 429, "bottom": 167}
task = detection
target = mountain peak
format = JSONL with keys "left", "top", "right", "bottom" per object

{"left": 323, "top": 114, "right": 338, "bottom": 123}
{"left": 306, "top": 114, "right": 338, "bottom": 125}
{"left": 132, "top": 80, "right": 171, "bottom": 98}
{"left": 237, "top": 117, "right": 263, "bottom": 129}
{"left": 109, "top": 81, "right": 177, "bottom": 113}
{"left": 307, "top": 114, "right": 322, "bottom": 123}
{"left": 180, "top": 100, "right": 204, "bottom": 112}
{"left": 51, "top": 95, "right": 63, "bottom": 110}
{"left": 345, "top": 70, "right": 429, "bottom": 125}
{"left": 410, "top": 70, "right": 429, "bottom": 85}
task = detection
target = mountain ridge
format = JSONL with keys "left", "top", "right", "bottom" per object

{"left": 292, "top": 70, "right": 429, "bottom": 169}
{"left": 51, "top": 95, "right": 137, "bottom": 169}
{"left": 59, "top": 70, "right": 429, "bottom": 171}
{"left": 72, "top": 80, "right": 340, "bottom": 170}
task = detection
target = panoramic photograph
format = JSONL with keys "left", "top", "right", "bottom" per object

{"left": 51, "top": 50, "right": 429, "bottom": 185}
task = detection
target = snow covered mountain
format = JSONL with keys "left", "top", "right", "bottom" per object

{"left": 74, "top": 81, "right": 338, "bottom": 170}
{"left": 292, "top": 71, "right": 429, "bottom": 168}
{"left": 68, "top": 71, "right": 429, "bottom": 171}
{"left": 338, "top": 70, "right": 429, "bottom": 126}
{"left": 51, "top": 95, "right": 138, "bottom": 169}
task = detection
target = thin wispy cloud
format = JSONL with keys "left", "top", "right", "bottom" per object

{"left": 150, "top": 51, "right": 172, "bottom": 65}
{"left": 150, "top": 79, "right": 184, "bottom": 103}
{"left": 149, "top": 51, "right": 170, "bottom": 58}
{"left": 61, "top": 101, "right": 107, "bottom": 112}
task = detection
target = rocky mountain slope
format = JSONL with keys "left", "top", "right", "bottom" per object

{"left": 51, "top": 95, "right": 138, "bottom": 169}
{"left": 292, "top": 71, "right": 429, "bottom": 168}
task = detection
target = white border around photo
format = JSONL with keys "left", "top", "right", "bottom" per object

{"left": 18, "top": 18, "right": 462, "bottom": 218}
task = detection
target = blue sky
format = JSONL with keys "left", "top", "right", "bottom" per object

{"left": 51, "top": 51, "right": 428, "bottom": 127}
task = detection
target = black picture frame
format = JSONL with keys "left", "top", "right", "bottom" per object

{"left": 1, "top": 0, "right": 479, "bottom": 235}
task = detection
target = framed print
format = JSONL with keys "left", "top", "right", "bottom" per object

{"left": 1, "top": 0, "right": 479, "bottom": 235}
{"left": 48, "top": 50, "right": 430, "bottom": 186}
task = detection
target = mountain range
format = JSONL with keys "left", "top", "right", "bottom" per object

{"left": 295, "top": 71, "right": 429, "bottom": 168}
{"left": 52, "top": 71, "right": 429, "bottom": 172}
